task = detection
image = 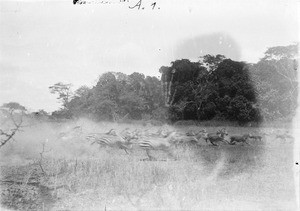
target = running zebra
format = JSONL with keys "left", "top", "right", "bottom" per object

{"left": 186, "top": 128, "right": 207, "bottom": 137}
{"left": 229, "top": 134, "right": 251, "bottom": 145}
{"left": 174, "top": 129, "right": 207, "bottom": 147}
{"left": 136, "top": 131, "right": 179, "bottom": 161}
{"left": 204, "top": 128, "right": 229, "bottom": 146}
{"left": 249, "top": 135, "right": 263, "bottom": 141}
{"left": 120, "top": 128, "right": 140, "bottom": 142}
{"left": 86, "top": 129, "right": 131, "bottom": 154}
{"left": 276, "top": 132, "right": 293, "bottom": 142}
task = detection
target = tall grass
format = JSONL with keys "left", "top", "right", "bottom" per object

{"left": 0, "top": 118, "right": 297, "bottom": 210}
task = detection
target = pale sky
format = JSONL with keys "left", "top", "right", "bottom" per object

{"left": 0, "top": 0, "right": 299, "bottom": 112}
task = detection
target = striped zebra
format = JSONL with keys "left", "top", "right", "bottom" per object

{"left": 86, "top": 129, "right": 131, "bottom": 154}
{"left": 136, "top": 131, "right": 179, "bottom": 161}
{"left": 229, "top": 134, "right": 251, "bottom": 145}
{"left": 144, "top": 128, "right": 169, "bottom": 138}
{"left": 173, "top": 129, "right": 207, "bottom": 147}
{"left": 276, "top": 133, "right": 293, "bottom": 142}
{"left": 204, "top": 128, "right": 229, "bottom": 146}
{"left": 249, "top": 135, "right": 263, "bottom": 141}
{"left": 185, "top": 128, "right": 206, "bottom": 136}
{"left": 120, "top": 128, "right": 140, "bottom": 142}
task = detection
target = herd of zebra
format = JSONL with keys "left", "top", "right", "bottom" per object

{"left": 56, "top": 125, "right": 293, "bottom": 161}
{"left": 82, "top": 127, "right": 264, "bottom": 161}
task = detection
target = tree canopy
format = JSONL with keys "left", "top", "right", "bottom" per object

{"left": 46, "top": 43, "right": 298, "bottom": 124}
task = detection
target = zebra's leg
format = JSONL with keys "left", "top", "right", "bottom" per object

{"left": 192, "top": 137, "right": 201, "bottom": 146}
{"left": 244, "top": 140, "right": 252, "bottom": 146}
{"left": 229, "top": 140, "right": 236, "bottom": 145}
{"left": 117, "top": 143, "right": 128, "bottom": 154}
{"left": 221, "top": 139, "right": 229, "bottom": 144}
{"left": 124, "top": 148, "right": 129, "bottom": 154}
{"left": 210, "top": 140, "right": 218, "bottom": 146}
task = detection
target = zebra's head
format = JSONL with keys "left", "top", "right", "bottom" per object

{"left": 160, "top": 129, "right": 171, "bottom": 138}
{"left": 107, "top": 129, "right": 117, "bottom": 136}
{"left": 166, "top": 131, "right": 181, "bottom": 144}
{"left": 217, "top": 128, "right": 228, "bottom": 137}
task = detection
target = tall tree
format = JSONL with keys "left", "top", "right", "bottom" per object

{"left": 159, "top": 56, "right": 260, "bottom": 123}
{"left": 49, "top": 82, "right": 73, "bottom": 109}
{"left": 160, "top": 59, "right": 206, "bottom": 107}
{"left": 1, "top": 102, "right": 27, "bottom": 112}
{"left": 252, "top": 43, "right": 298, "bottom": 120}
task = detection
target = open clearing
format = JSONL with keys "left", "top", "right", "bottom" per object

{"left": 0, "top": 119, "right": 298, "bottom": 210}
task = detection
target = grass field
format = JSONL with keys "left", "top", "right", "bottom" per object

{"left": 0, "top": 118, "right": 298, "bottom": 210}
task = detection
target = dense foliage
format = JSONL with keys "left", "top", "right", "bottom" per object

{"left": 42, "top": 43, "right": 299, "bottom": 123}
{"left": 63, "top": 72, "right": 164, "bottom": 121}
{"left": 159, "top": 44, "right": 298, "bottom": 123}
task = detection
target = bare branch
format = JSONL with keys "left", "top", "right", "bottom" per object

{"left": 38, "top": 142, "right": 48, "bottom": 175}
{"left": 0, "top": 111, "right": 24, "bottom": 148}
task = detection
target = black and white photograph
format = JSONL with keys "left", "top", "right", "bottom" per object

{"left": 0, "top": 0, "right": 299, "bottom": 210}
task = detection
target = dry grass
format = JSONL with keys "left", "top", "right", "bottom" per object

{"left": 0, "top": 118, "right": 298, "bottom": 210}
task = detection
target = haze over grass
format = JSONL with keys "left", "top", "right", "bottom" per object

{"left": 0, "top": 118, "right": 297, "bottom": 210}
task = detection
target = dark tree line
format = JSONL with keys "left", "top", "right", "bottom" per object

{"left": 47, "top": 43, "right": 297, "bottom": 124}
{"left": 160, "top": 56, "right": 261, "bottom": 123}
